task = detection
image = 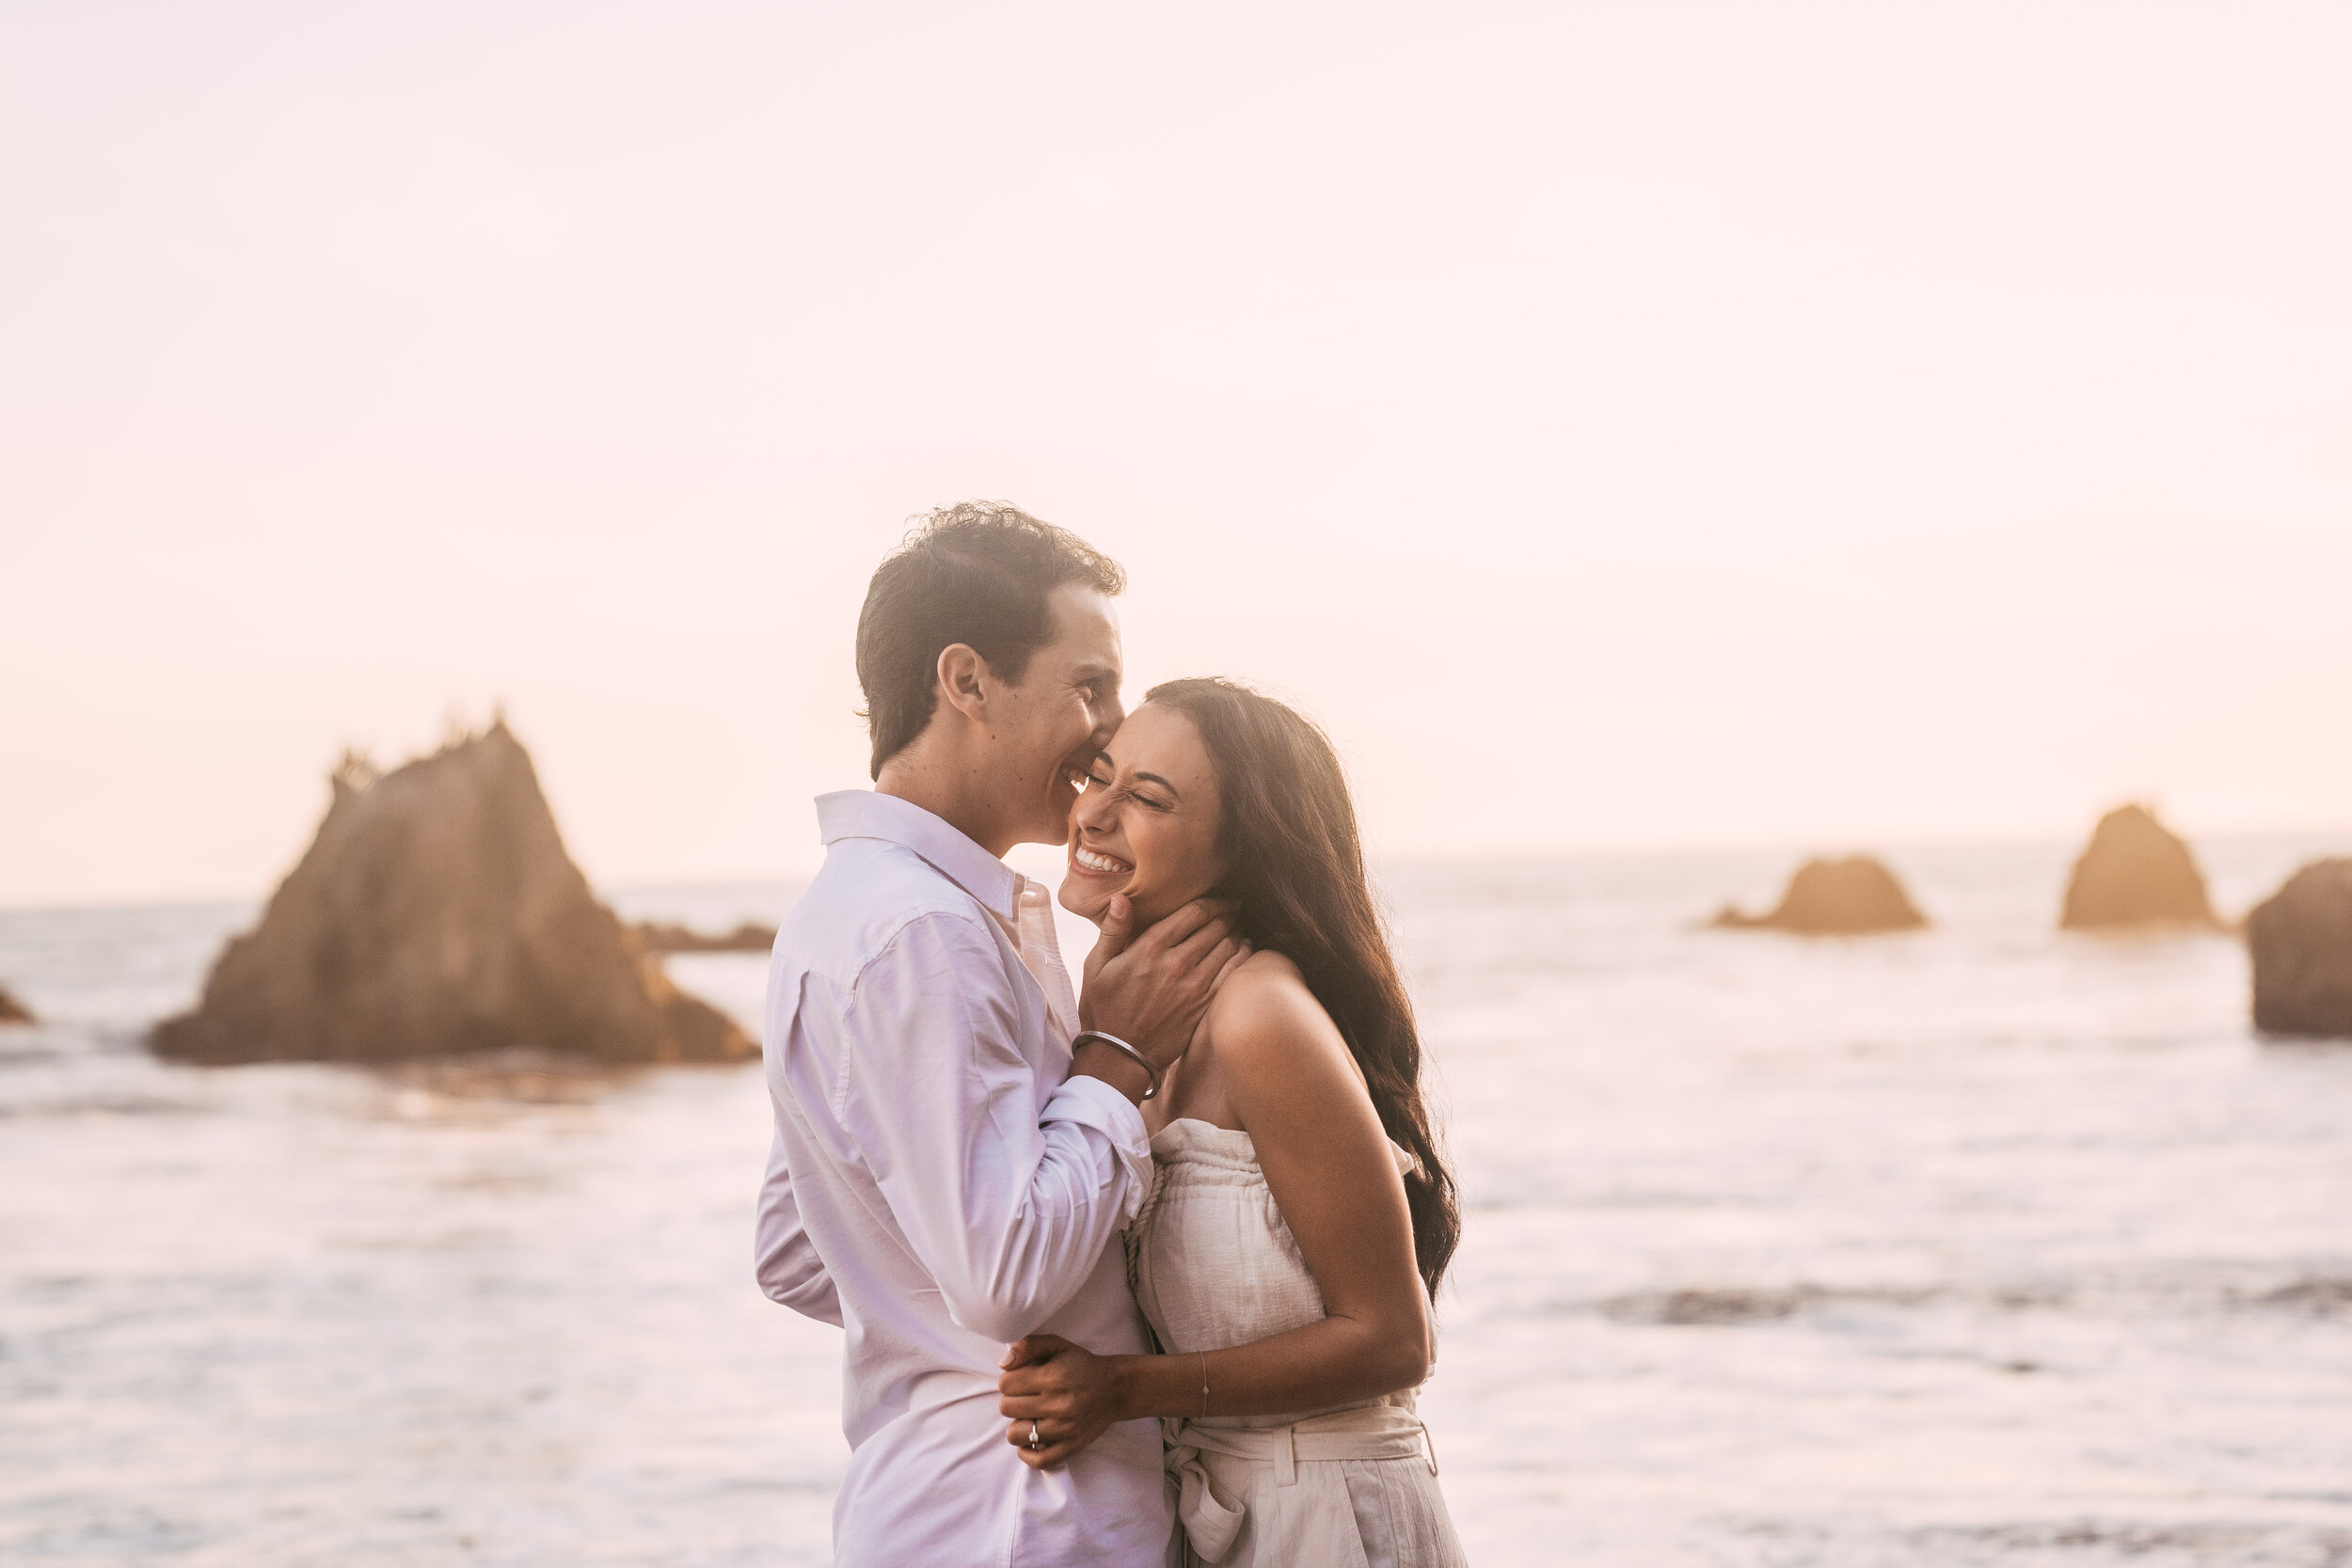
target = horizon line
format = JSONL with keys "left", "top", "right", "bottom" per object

{"left": 7, "top": 820, "right": 2349, "bottom": 917}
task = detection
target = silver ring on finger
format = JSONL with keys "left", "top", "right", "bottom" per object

{"left": 1027, "top": 1420, "right": 1042, "bottom": 1450}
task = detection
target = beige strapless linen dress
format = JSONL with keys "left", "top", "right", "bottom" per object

{"left": 1127, "top": 1117, "right": 1469, "bottom": 1568}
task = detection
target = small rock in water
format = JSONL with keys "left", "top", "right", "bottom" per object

{"left": 2252, "top": 1276, "right": 2352, "bottom": 1314}
{"left": 630, "top": 920, "right": 777, "bottom": 954}
{"left": 0, "top": 984, "right": 33, "bottom": 1025}
{"left": 2058, "top": 803, "right": 2218, "bottom": 930}
{"left": 2247, "top": 859, "right": 2352, "bottom": 1039}
{"left": 151, "top": 721, "right": 753, "bottom": 1066}
{"left": 1710, "top": 856, "right": 1928, "bottom": 935}
{"left": 1609, "top": 1288, "right": 1806, "bottom": 1325}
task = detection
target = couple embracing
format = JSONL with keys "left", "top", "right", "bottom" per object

{"left": 755, "top": 504, "right": 1466, "bottom": 1566}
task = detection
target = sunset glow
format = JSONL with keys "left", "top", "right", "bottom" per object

{"left": 5, "top": 2, "right": 2347, "bottom": 903}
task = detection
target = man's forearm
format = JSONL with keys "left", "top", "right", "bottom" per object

{"left": 764, "top": 1262, "right": 845, "bottom": 1326}
{"left": 923, "top": 1083, "right": 1152, "bottom": 1343}
{"left": 1069, "top": 1035, "right": 1153, "bottom": 1105}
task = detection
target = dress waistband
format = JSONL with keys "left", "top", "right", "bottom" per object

{"left": 1162, "top": 1405, "right": 1437, "bottom": 1562}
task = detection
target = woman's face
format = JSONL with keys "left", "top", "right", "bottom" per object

{"left": 1059, "top": 703, "right": 1226, "bottom": 929}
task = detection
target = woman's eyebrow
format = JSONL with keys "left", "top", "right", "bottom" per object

{"left": 1133, "top": 770, "right": 1182, "bottom": 800}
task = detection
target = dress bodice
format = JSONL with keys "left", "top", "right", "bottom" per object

{"left": 1128, "top": 1118, "right": 1466, "bottom": 1567}
{"left": 1127, "top": 1117, "right": 1423, "bottom": 1431}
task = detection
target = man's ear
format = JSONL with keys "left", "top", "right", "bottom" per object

{"left": 935, "top": 642, "right": 990, "bottom": 723}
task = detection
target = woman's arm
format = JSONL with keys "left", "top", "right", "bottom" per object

{"left": 999, "top": 961, "right": 1431, "bottom": 1466}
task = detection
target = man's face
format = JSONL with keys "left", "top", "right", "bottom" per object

{"left": 986, "top": 583, "right": 1124, "bottom": 848}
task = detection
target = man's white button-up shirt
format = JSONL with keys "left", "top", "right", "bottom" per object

{"left": 755, "top": 790, "right": 1169, "bottom": 1566}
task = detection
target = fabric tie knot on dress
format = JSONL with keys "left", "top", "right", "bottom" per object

{"left": 1162, "top": 1406, "right": 1437, "bottom": 1563}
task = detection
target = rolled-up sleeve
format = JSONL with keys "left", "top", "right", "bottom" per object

{"left": 840, "top": 912, "right": 1152, "bottom": 1344}
{"left": 754, "top": 1125, "right": 843, "bottom": 1324}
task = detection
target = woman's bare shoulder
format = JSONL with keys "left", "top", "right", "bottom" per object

{"left": 1204, "top": 951, "right": 1355, "bottom": 1083}
{"left": 1205, "top": 948, "right": 1311, "bottom": 1027}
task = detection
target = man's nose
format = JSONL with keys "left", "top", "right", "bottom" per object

{"left": 1091, "top": 692, "right": 1125, "bottom": 749}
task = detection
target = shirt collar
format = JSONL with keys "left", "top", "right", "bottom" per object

{"left": 816, "top": 790, "right": 1020, "bottom": 921}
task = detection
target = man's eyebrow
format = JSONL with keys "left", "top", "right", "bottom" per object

{"left": 1133, "top": 770, "right": 1182, "bottom": 800}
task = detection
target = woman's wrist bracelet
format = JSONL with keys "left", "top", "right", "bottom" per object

{"left": 1072, "top": 1029, "right": 1159, "bottom": 1101}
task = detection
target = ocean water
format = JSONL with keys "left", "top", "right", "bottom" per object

{"left": 3, "top": 837, "right": 2349, "bottom": 1567}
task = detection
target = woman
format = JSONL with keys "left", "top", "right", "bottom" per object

{"left": 997, "top": 677, "right": 1468, "bottom": 1567}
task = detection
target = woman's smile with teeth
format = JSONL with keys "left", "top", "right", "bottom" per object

{"left": 1073, "top": 846, "right": 1132, "bottom": 875}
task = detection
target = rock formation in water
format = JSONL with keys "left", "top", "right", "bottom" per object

{"left": 2058, "top": 804, "right": 2218, "bottom": 930}
{"left": 0, "top": 984, "right": 32, "bottom": 1025}
{"left": 629, "top": 920, "right": 777, "bottom": 954}
{"left": 151, "top": 723, "right": 753, "bottom": 1066}
{"left": 2247, "top": 859, "right": 2352, "bottom": 1038}
{"left": 1709, "top": 856, "right": 1929, "bottom": 935}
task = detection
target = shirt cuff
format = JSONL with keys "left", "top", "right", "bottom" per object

{"left": 1042, "top": 1073, "right": 1154, "bottom": 1225}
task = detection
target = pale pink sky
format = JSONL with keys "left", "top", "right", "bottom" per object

{"left": 4, "top": 2, "right": 2348, "bottom": 906}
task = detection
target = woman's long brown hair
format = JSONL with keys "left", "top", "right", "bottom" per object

{"left": 1144, "top": 677, "right": 1461, "bottom": 1296}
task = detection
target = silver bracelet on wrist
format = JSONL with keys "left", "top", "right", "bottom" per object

{"left": 1073, "top": 1030, "right": 1159, "bottom": 1101}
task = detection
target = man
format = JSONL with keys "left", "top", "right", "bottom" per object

{"left": 755, "top": 502, "right": 1239, "bottom": 1565}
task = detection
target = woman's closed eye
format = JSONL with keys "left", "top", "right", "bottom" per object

{"left": 1083, "top": 769, "right": 1170, "bottom": 811}
{"left": 1112, "top": 782, "right": 1173, "bottom": 811}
